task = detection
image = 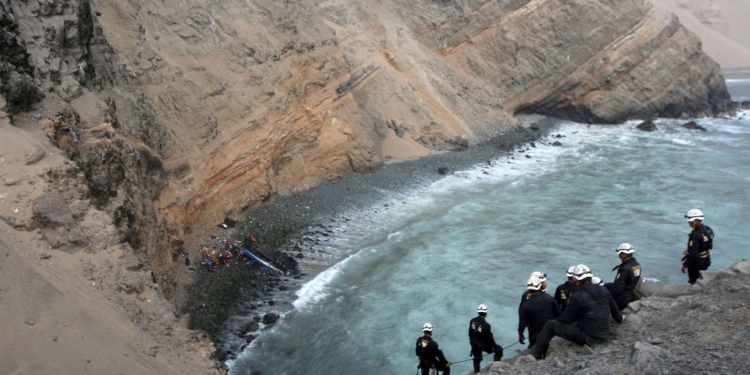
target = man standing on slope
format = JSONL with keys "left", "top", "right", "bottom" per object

{"left": 416, "top": 323, "right": 451, "bottom": 375}
{"left": 605, "top": 243, "right": 641, "bottom": 311}
{"left": 554, "top": 266, "right": 579, "bottom": 312}
{"left": 518, "top": 273, "right": 560, "bottom": 349}
{"left": 468, "top": 304, "right": 503, "bottom": 373}
{"left": 682, "top": 208, "right": 714, "bottom": 284}
{"left": 529, "top": 264, "right": 623, "bottom": 360}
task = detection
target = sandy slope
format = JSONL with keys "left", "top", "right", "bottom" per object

{"left": 0, "top": 116, "right": 219, "bottom": 375}
{"left": 650, "top": 0, "right": 750, "bottom": 68}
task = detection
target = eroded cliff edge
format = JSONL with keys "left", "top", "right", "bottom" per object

{"left": 1, "top": 0, "right": 731, "bottom": 303}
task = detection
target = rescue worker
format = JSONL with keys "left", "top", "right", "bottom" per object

{"left": 682, "top": 209, "right": 714, "bottom": 284}
{"left": 415, "top": 323, "right": 451, "bottom": 375}
{"left": 520, "top": 271, "right": 547, "bottom": 304}
{"left": 529, "top": 264, "right": 623, "bottom": 360}
{"left": 553, "top": 266, "right": 578, "bottom": 312}
{"left": 605, "top": 243, "right": 641, "bottom": 311}
{"left": 468, "top": 304, "right": 503, "bottom": 373}
{"left": 518, "top": 274, "right": 560, "bottom": 349}
{"left": 200, "top": 247, "right": 209, "bottom": 263}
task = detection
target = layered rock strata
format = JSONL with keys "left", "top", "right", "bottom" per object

{"left": 2, "top": 0, "right": 732, "bottom": 301}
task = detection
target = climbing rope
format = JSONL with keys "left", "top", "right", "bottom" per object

{"left": 450, "top": 341, "right": 520, "bottom": 365}
{"left": 416, "top": 342, "right": 522, "bottom": 373}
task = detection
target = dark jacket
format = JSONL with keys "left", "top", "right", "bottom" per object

{"left": 468, "top": 316, "right": 497, "bottom": 349}
{"left": 554, "top": 281, "right": 578, "bottom": 312}
{"left": 605, "top": 257, "right": 641, "bottom": 310}
{"left": 684, "top": 223, "right": 714, "bottom": 267}
{"left": 415, "top": 335, "right": 448, "bottom": 366}
{"left": 518, "top": 291, "right": 560, "bottom": 340}
{"left": 557, "top": 281, "right": 623, "bottom": 340}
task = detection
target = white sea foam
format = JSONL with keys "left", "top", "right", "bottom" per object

{"left": 670, "top": 137, "right": 694, "bottom": 146}
{"left": 292, "top": 252, "right": 357, "bottom": 310}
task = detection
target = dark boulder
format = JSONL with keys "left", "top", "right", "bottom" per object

{"left": 437, "top": 167, "right": 449, "bottom": 175}
{"left": 241, "top": 320, "right": 259, "bottom": 334}
{"left": 262, "top": 313, "right": 280, "bottom": 325}
{"left": 450, "top": 134, "right": 469, "bottom": 148}
{"left": 682, "top": 121, "right": 706, "bottom": 131}
{"left": 636, "top": 120, "right": 658, "bottom": 132}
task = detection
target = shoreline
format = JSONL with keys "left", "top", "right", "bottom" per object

{"left": 183, "top": 108, "right": 750, "bottom": 367}
{"left": 185, "top": 117, "right": 561, "bottom": 362}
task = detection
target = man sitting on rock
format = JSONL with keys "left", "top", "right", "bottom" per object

{"left": 605, "top": 243, "right": 641, "bottom": 311}
{"left": 529, "top": 264, "right": 623, "bottom": 360}
{"left": 554, "top": 266, "right": 578, "bottom": 312}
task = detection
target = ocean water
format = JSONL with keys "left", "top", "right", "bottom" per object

{"left": 230, "top": 87, "right": 750, "bottom": 374}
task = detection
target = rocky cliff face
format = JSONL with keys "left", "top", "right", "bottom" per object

{"left": 2, "top": 0, "right": 731, "bottom": 298}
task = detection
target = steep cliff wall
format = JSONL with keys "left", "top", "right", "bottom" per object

{"left": 2, "top": 0, "right": 730, "bottom": 297}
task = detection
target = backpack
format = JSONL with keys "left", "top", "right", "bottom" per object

{"left": 699, "top": 225, "right": 714, "bottom": 270}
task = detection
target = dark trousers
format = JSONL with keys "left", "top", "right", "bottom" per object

{"left": 532, "top": 320, "right": 589, "bottom": 359}
{"left": 420, "top": 361, "right": 450, "bottom": 375}
{"left": 614, "top": 291, "right": 635, "bottom": 311}
{"left": 687, "top": 258, "right": 709, "bottom": 284}
{"left": 471, "top": 344, "right": 502, "bottom": 373}
{"left": 527, "top": 337, "right": 537, "bottom": 349}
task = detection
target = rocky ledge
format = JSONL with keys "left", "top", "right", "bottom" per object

{"left": 478, "top": 260, "right": 750, "bottom": 374}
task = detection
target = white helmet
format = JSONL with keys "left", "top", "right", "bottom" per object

{"left": 422, "top": 322, "right": 433, "bottom": 332}
{"left": 527, "top": 275, "right": 544, "bottom": 291}
{"left": 685, "top": 209, "right": 704, "bottom": 222}
{"left": 572, "top": 264, "right": 593, "bottom": 280}
{"left": 566, "top": 266, "right": 576, "bottom": 278}
{"left": 530, "top": 271, "right": 547, "bottom": 282}
{"left": 477, "top": 304, "right": 488, "bottom": 314}
{"left": 616, "top": 243, "right": 635, "bottom": 255}
{"left": 592, "top": 276, "right": 603, "bottom": 285}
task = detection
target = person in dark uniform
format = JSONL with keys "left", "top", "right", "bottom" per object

{"left": 468, "top": 304, "right": 503, "bottom": 373}
{"left": 682, "top": 209, "right": 714, "bottom": 284}
{"left": 520, "top": 271, "right": 547, "bottom": 305}
{"left": 554, "top": 266, "right": 578, "bottom": 312}
{"left": 605, "top": 243, "right": 642, "bottom": 311}
{"left": 518, "top": 273, "right": 560, "bottom": 349}
{"left": 529, "top": 264, "right": 623, "bottom": 360}
{"left": 416, "top": 323, "right": 451, "bottom": 375}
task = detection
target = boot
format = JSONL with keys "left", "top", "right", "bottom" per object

{"left": 472, "top": 358, "right": 481, "bottom": 373}
{"left": 528, "top": 344, "right": 547, "bottom": 360}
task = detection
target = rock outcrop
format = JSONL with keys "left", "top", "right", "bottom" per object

{"left": 490, "top": 260, "right": 750, "bottom": 374}
{"left": 2, "top": 0, "right": 732, "bottom": 303}
{"left": 0, "top": 0, "right": 41, "bottom": 111}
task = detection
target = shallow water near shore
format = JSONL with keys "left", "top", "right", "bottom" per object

{"left": 229, "top": 102, "right": 750, "bottom": 373}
